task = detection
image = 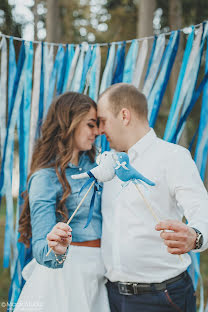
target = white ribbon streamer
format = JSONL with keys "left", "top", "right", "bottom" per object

{"left": 143, "top": 35, "right": 165, "bottom": 97}
{"left": 132, "top": 39, "right": 148, "bottom": 89}
{"left": 0, "top": 37, "right": 7, "bottom": 157}
{"left": 43, "top": 44, "right": 54, "bottom": 117}
{"left": 28, "top": 43, "right": 41, "bottom": 171}
{"left": 66, "top": 45, "right": 80, "bottom": 91}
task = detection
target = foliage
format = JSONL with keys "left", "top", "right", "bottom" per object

{"left": 0, "top": 0, "right": 21, "bottom": 37}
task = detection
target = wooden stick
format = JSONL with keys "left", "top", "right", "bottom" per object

{"left": 46, "top": 180, "right": 95, "bottom": 257}
{"left": 134, "top": 183, "right": 183, "bottom": 262}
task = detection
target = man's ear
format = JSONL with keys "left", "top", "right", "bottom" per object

{"left": 120, "top": 108, "right": 131, "bottom": 126}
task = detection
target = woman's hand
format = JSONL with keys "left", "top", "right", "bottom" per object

{"left": 47, "top": 222, "right": 72, "bottom": 255}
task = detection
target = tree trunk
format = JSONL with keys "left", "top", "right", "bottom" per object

{"left": 136, "top": 0, "right": 156, "bottom": 91}
{"left": 137, "top": 0, "right": 156, "bottom": 38}
{"left": 46, "top": 0, "right": 61, "bottom": 42}
{"left": 33, "top": 0, "right": 38, "bottom": 41}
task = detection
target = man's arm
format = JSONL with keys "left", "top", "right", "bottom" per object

{"left": 155, "top": 147, "right": 208, "bottom": 254}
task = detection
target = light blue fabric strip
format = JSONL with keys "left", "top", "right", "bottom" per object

{"left": 144, "top": 36, "right": 157, "bottom": 82}
{"left": 99, "top": 43, "right": 116, "bottom": 94}
{"left": 8, "top": 38, "right": 17, "bottom": 123}
{"left": 112, "top": 42, "right": 126, "bottom": 84}
{"left": 89, "top": 45, "right": 99, "bottom": 101}
{"left": 189, "top": 251, "right": 204, "bottom": 312}
{"left": 143, "top": 34, "right": 165, "bottom": 98}
{"left": 2, "top": 42, "right": 27, "bottom": 268}
{"left": 170, "top": 68, "right": 208, "bottom": 143}
{"left": 45, "top": 45, "right": 64, "bottom": 115}
{"left": 70, "top": 45, "right": 85, "bottom": 92}
{"left": 79, "top": 45, "right": 92, "bottom": 93}
{"left": 36, "top": 43, "right": 44, "bottom": 136}
{"left": 122, "top": 40, "right": 139, "bottom": 83}
{"left": 8, "top": 38, "right": 17, "bottom": 198}
{"left": 56, "top": 45, "right": 67, "bottom": 95}
{"left": 163, "top": 28, "right": 194, "bottom": 141}
{"left": 62, "top": 45, "right": 75, "bottom": 93}
{"left": 176, "top": 23, "right": 208, "bottom": 142}
{"left": 11, "top": 40, "right": 33, "bottom": 276}
{"left": 195, "top": 36, "right": 208, "bottom": 180}
{"left": 43, "top": 45, "right": 54, "bottom": 116}
{"left": 148, "top": 31, "right": 180, "bottom": 127}
{"left": 0, "top": 37, "right": 7, "bottom": 158}
{"left": 0, "top": 41, "right": 25, "bottom": 195}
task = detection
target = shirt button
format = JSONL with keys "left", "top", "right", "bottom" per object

{"left": 79, "top": 168, "right": 82, "bottom": 171}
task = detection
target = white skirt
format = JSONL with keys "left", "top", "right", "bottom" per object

{"left": 14, "top": 246, "right": 110, "bottom": 312}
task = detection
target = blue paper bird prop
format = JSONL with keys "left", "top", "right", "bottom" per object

{"left": 113, "top": 152, "right": 155, "bottom": 186}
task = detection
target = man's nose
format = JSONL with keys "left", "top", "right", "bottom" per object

{"left": 94, "top": 125, "right": 99, "bottom": 136}
{"left": 98, "top": 125, "right": 104, "bottom": 135}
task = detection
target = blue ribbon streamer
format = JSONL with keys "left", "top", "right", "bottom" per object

{"left": 8, "top": 38, "right": 17, "bottom": 182}
{"left": 2, "top": 42, "right": 27, "bottom": 269}
{"left": 79, "top": 171, "right": 102, "bottom": 228}
{"left": 36, "top": 42, "right": 45, "bottom": 138}
{"left": 0, "top": 41, "right": 25, "bottom": 197}
{"left": 195, "top": 37, "right": 208, "bottom": 180}
{"left": 57, "top": 44, "right": 69, "bottom": 95}
{"left": 170, "top": 70, "right": 208, "bottom": 143}
{"left": 122, "top": 40, "right": 138, "bottom": 83}
{"left": 79, "top": 46, "right": 92, "bottom": 93}
{"left": 62, "top": 45, "right": 75, "bottom": 93}
{"left": 148, "top": 31, "right": 180, "bottom": 128}
{"left": 88, "top": 45, "right": 97, "bottom": 100}
{"left": 112, "top": 42, "right": 126, "bottom": 84}
{"left": 163, "top": 28, "right": 194, "bottom": 141}
{"left": 144, "top": 36, "right": 157, "bottom": 82}
{"left": 45, "top": 45, "right": 65, "bottom": 115}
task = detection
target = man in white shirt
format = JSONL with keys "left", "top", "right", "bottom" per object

{"left": 97, "top": 83, "right": 208, "bottom": 312}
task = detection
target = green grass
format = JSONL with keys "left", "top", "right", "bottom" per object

{"left": 0, "top": 205, "right": 207, "bottom": 310}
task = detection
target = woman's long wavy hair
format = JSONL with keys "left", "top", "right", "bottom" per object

{"left": 18, "top": 92, "right": 97, "bottom": 248}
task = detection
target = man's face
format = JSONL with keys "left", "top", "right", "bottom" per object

{"left": 97, "top": 97, "right": 125, "bottom": 151}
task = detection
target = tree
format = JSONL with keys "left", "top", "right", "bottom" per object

{"left": 0, "top": 0, "right": 21, "bottom": 37}
{"left": 137, "top": 0, "right": 156, "bottom": 38}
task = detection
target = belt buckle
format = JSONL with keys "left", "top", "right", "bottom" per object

{"left": 118, "top": 282, "right": 133, "bottom": 296}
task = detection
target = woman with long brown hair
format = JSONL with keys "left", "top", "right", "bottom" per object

{"left": 14, "top": 92, "right": 110, "bottom": 312}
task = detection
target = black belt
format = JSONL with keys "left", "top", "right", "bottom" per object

{"left": 109, "top": 271, "right": 188, "bottom": 295}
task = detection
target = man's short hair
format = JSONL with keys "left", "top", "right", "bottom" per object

{"left": 99, "top": 83, "right": 148, "bottom": 119}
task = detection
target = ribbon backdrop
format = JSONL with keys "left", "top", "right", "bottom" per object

{"left": 0, "top": 21, "right": 208, "bottom": 312}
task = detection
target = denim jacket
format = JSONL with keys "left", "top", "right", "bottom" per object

{"left": 28, "top": 152, "right": 102, "bottom": 269}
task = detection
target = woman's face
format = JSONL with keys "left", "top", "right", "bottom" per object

{"left": 73, "top": 107, "right": 98, "bottom": 152}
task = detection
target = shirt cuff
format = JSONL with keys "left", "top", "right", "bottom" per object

{"left": 33, "top": 240, "right": 69, "bottom": 269}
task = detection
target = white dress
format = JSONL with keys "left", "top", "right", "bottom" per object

{"left": 14, "top": 245, "right": 110, "bottom": 312}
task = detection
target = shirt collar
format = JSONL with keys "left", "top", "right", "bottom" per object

{"left": 67, "top": 152, "right": 88, "bottom": 169}
{"left": 128, "top": 128, "right": 157, "bottom": 162}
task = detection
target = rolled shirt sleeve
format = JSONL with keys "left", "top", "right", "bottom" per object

{"left": 167, "top": 148, "right": 208, "bottom": 252}
{"left": 28, "top": 169, "right": 67, "bottom": 268}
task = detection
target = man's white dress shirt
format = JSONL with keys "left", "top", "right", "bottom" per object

{"left": 101, "top": 128, "right": 208, "bottom": 283}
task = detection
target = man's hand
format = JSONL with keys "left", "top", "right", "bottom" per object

{"left": 155, "top": 220, "right": 197, "bottom": 255}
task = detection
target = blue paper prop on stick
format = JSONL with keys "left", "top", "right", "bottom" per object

{"left": 112, "top": 152, "right": 160, "bottom": 223}
{"left": 114, "top": 152, "right": 155, "bottom": 186}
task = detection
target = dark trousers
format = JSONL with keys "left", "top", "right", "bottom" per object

{"left": 106, "top": 272, "right": 196, "bottom": 312}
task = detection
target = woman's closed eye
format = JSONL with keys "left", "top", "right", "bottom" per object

{"left": 87, "top": 123, "right": 96, "bottom": 128}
